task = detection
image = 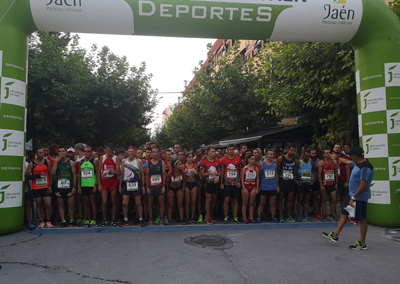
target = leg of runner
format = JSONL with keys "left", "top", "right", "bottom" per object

{"left": 57, "top": 197, "right": 66, "bottom": 224}
{"left": 196, "top": 181, "right": 203, "bottom": 222}
{"left": 35, "top": 197, "right": 44, "bottom": 223}
{"left": 122, "top": 194, "right": 130, "bottom": 224}
{"left": 297, "top": 193, "right": 304, "bottom": 221}
{"left": 205, "top": 192, "right": 212, "bottom": 224}
{"left": 232, "top": 197, "right": 239, "bottom": 222}
{"left": 223, "top": 196, "right": 230, "bottom": 223}
{"left": 303, "top": 193, "right": 311, "bottom": 221}
{"left": 43, "top": 196, "right": 52, "bottom": 222}
{"left": 158, "top": 195, "right": 166, "bottom": 224}
{"left": 143, "top": 194, "right": 148, "bottom": 219}
{"left": 185, "top": 187, "right": 190, "bottom": 221}
{"left": 134, "top": 195, "right": 143, "bottom": 221}
{"left": 101, "top": 190, "right": 108, "bottom": 223}
{"left": 190, "top": 187, "right": 197, "bottom": 222}
{"left": 83, "top": 195, "right": 92, "bottom": 222}
{"left": 313, "top": 191, "right": 322, "bottom": 219}
{"left": 68, "top": 196, "right": 75, "bottom": 225}
{"left": 211, "top": 193, "right": 218, "bottom": 221}
{"left": 270, "top": 195, "right": 278, "bottom": 222}
{"left": 257, "top": 195, "right": 267, "bottom": 223}
{"left": 110, "top": 188, "right": 117, "bottom": 225}
{"left": 330, "top": 190, "right": 337, "bottom": 219}
{"left": 148, "top": 195, "right": 154, "bottom": 223}
{"left": 90, "top": 194, "right": 97, "bottom": 223}
{"left": 278, "top": 191, "right": 285, "bottom": 221}
{"left": 242, "top": 189, "right": 249, "bottom": 223}
{"left": 168, "top": 191, "right": 175, "bottom": 221}
{"left": 249, "top": 189, "right": 256, "bottom": 221}
{"left": 75, "top": 192, "right": 84, "bottom": 223}
{"left": 321, "top": 190, "right": 327, "bottom": 219}
{"left": 287, "top": 191, "right": 295, "bottom": 219}
{"left": 177, "top": 190, "right": 184, "bottom": 222}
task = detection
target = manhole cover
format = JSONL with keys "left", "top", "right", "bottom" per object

{"left": 184, "top": 234, "right": 233, "bottom": 250}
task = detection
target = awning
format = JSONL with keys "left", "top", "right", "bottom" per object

{"left": 219, "top": 136, "right": 262, "bottom": 146}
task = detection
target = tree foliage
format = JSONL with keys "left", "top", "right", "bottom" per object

{"left": 27, "top": 32, "right": 156, "bottom": 147}
{"left": 389, "top": 0, "right": 400, "bottom": 19}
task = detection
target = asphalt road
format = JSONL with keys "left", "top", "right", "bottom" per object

{"left": 0, "top": 222, "right": 399, "bottom": 284}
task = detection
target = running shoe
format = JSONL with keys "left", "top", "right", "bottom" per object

{"left": 120, "top": 220, "right": 129, "bottom": 227}
{"left": 256, "top": 216, "right": 261, "bottom": 223}
{"left": 27, "top": 222, "right": 35, "bottom": 230}
{"left": 212, "top": 216, "right": 217, "bottom": 222}
{"left": 243, "top": 218, "right": 248, "bottom": 224}
{"left": 191, "top": 218, "right": 196, "bottom": 224}
{"left": 321, "top": 215, "right": 328, "bottom": 222}
{"left": 279, "top": 217, "right": 285, "bottom": 223}
{"left": 69, "top": 220, "right": 78, "bottom": 227}
{"left": 207, "top": 218, "right": 213, "bottom": 225}
{"left": 233, "top": 217, "right": 239, "bottom": 224}
{"left": 89, "top": 220, "right": 97, "bottom": 227}
{"left": 314, "top": 213, "right": 322, "bottom": 220}
{"left": 102, "top": 221, "right": 108, "bottom": 227}
{"left": 139, "top": 220, "right": 146, "bottom": 227}
{"left": 164, "top": 216, "right": 169, "bottom": 225}
{"left": 76, "top": 218, "right": 83, "bottom": 225}
{"left": 198, "top": 216, "right": 203, "bottom": 223}
{"left": 249, "top": 218, "right": 256, "bottom": 223}
{"left": 261, "top": 214, "right": 267, "bottom": 220}
{"left": 111, "top": 221, "right": 117, "bottom": 227}
{"left": 38, "top": 221, "right": 45, "bottom": 229}
{"left": 223, "top": 217, "right": 229, "bottom": 224}
{"left": 271, "top": 217, "right": 279, "bottom": 223}
{"left": 303, "top": 216, "right": 312, "bottom": 222}
{"left": 46, "top": 221, "right": 54, "bottom": 228}
{"left": 154, "top": 216, "right": 161, "bottom": 225}
{"left": 61, "top": 221, "right": 67, "bottom": 228}
{"left": 186, "top": 218, "right": 191, "bottom": 224}
{"left": 322, "top": 232, "right": 339, "bottom": 242}
{"left": 349, "top": 217, "right": 360, "bottom": 225}
{"left": 296, "top": 216, "right": 302, "bottom": 222}
{"left": 83, "top": 219, "right": 90, "bottom": 226}
{"left": 286, "top": 216, "right": 296, "bottom": 223}
{"left": 349, "top": 240, "right": 367, "bottom": 250}
{"left": 148, "top": 218, "right": 153, "bottom": 225}
{"left": 331, "top": 214, "right": 337, "bottom": 221}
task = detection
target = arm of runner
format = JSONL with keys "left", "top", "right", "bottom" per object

{"left": 77, "top": 162, "right": 82, "bottom": 194}
{"left": 93, "top": 159, "right": 98, "bottom": 193}
{"left": 71, "top": 160, "right": 77, "bottom": 195}
{"left": 114, "top": 158, "right": 121, "bottom": 176}
{"left": 334, "top": 160, "right": 339, "bottom": 190}
{"left": 162, "top": 161, "right": 166, "bottom": 194}
{"left": 119, "top": 160, "right": 125, "bottom": 194}
{"left": 256, "top": 166, "right": 260, "bottom": 193}
{"left": 51, "top": 158, "right": 58, "bottom": 175}
{"left": 240, "top": 167, "right": 245, "bottom": 190}
{"left": 97, "top": 156, "right": 103, "bottom": 192}
{"left": 345, "top": 164, "right": 351, "bottom": 188}
{"left": 138, "top": 158, "right": 146, "bottom": 192}
{"left": 294, "top": 159, "right": 301, "bottom": 186}
{"left": 318, "top": 161, "right": 324, "bottom": 191}
{"left": 220, "top": 164, "right": 224, "bottom": 189}
{"left": 146, "top": 162, "right": 150, "bottom": 195}
{"left": 25, "top": 163, "right": 33, "bottom": 191}
{"left": 166, "top": 171, "right": 171, "bottom": 197}
{"left": 182, "top": 172, "right": 186, "bottom": 192}
{"left": 276, "top": 160, "right": 280, "bottom": 193}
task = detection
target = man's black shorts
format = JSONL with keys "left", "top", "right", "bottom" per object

{"left": 341, "top": 195, "right": 367, "bottom": 221}
{"left": 260, "top": 190, "right": 277, "bottom": 197}
{"left": 299, "top": 183, "right": 312, "bottom": 195}
{"left": 32, "top": 188, "right": 51, "bottom": 199}
{"left": 205, "top": 183, "right": 219, "bottom": 195}
{"left": 312, "top": 181, "right": 320, "bottom": 192}
{"left": 122, "top": 181, "right": 142, "bottom": 196}
{"left": 279, "top": 178, "right": 295, "bottom": 193}
{"left": 55, "top": 188, "right": 74, "bottom": 199}
{"left": 338, "top": 180, "right": 347, "bottom": 197}
{"left": 324, "top": 185, "right": 336, "bottom": 194}
{"left": 81, "top": 186, "right": 95, "bottom": 196}
{"left": 223, "top": 184, "right": 240, "bottom": 198}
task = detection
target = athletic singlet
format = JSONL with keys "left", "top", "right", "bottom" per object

{"left": 124, "top": 158, "right": 141, "bottom": 191}
{"left": 261, "top": 160, "right": 277, "bottom": 191}
{"left": 55, "top": 159, "right": 73, "bottom": 189}
{"left": 299, "top": 159, "right": 312, "bottom": 184}
{"left": 148, "top": 160, "right": 163, "bottom": 187}
{"left": 80, "top": 159, "right": 96, "bottom": 187}
{"left": 322, "top": 160, "right": 336, "bottom": 186}
{"left": 143, "top": 159, "right": 147, "bottom": 169}
{"left": 278, "top": 155, "right": 295, "bottom": 180}
{"left": 31, "top": 159, "right": 50, "bottom": 190}
{"left": 220, "top": 155, "right": 242, "bottom": 185}
{"left": 101, "top": 155, "right": 117, "bottom": 179}
{"left": 243, "top": 166, "right": 257, "bottom": 185}
{"left": 184, "top": 163, "right": 196, "bottom": 177}
{"left": 164, "top": 161, "right": 170, "bottom": 173}
{"left": 170, "top": 171, "right": 183, "bottom": 185}
{"left": 46, "top": 155, "right": 56, "bottom": 167}
{"left": 200, "top": 158, "right": 220, "bottom": 183}
{"left": 311, "top": 158, "right": 319, "bottom": 181}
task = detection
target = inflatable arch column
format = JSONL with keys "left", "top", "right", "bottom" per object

{"left": 0, "top": 0, "right": 399, "bottom": 235}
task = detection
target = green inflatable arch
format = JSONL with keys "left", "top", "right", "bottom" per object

{"left": 0, "top": 0, "right": 399, "bottom": 235}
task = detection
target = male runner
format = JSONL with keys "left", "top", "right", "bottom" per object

{"left": 119, "top": 146, "right": 146, "bottom": 227}
{"left": 333, "top": 144, "right": 350, "bottom": 211}
{"left": 74, "top": 143, "right": 86, "bottom": 224}
{"left": 318, "top": 149, "right": 338, "bottom": 221}
{"left": 310, "top": 149, "right": 322, "bottom": 219}
{"left": 97, "top": 143, "right": 120, "bottom": 226}
{"left": 77, "top": 145, "right": 98, "bottom": 226}
{"left": 323, "top": 146, "right": 374, "bottom": 250}
{"left": 194, "top": 146, "right": 205, "bottom": 223}
{"left": 220, "top": 144, "right": 242, "bottom": 224}
{"left": 146, "top": 147, "right": 167, "bottom": 225}
{"left": 200, "top": 146, "right": 220, "bottom": 225}
{"left": 172, "top": 144, "right": 181, "bottom": 159}
{"left": 52, "top": 146, "right": 77, "bottom": 227}
{"left": 26, "top": 147, "right": 54, "bottom": 228}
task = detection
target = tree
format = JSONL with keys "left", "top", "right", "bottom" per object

{"left": 389, "top": 0, "right": 400, "bottom": 19}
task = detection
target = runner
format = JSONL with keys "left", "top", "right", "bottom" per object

{"left": 67, "top": 147, "right": 75, "bottom": 161}
{"left": 200, "top": 146, "right": 221, "bottom": 225}
{"left": 26, "top": 147, "right": 54, "bottom": 228}
{"left": 172, "top": 144, "right": 181, "bottom": 159}
{"left": 184, "top": 152, "right": 198, "bottom": 224}
{"left": 77, "top": 145, "right": 98, "bottom": 227}
{"left": 194, "top": 146, "right": 206, "bottom": 223}
{"left": 47, "top": 144, "right": 59, "bottom": 167}
{"left": 323, "top": 146, "right": 374, "bottom": 250}
{"left": 137, "top": 147, "right": 148, "bottom": 221}
{"left": 257, "top": 149, "right": 279, "bottom": 223}
{"left": 310, "top": 149, "right": 322, "bottom": 220}
{"left": 165, "top": 149, "right": 172, "bottom": 172}
{"left": 146, "top": 147, "right": 167, "bottom": 225}
{"left": 119, "top": 146, "right": 146, "bottom": 227}
{"left": 333, "top": 144, "right": 351, "bottom": 211}
{"left": 42, "top": 143, "right": 50, "bottom": 157}
{"left": 241, "top": 154, "right": 259, "bottom": 223}
{"left": 318, "top": 148, "right": 339, "bottom": 222}
{"left": 296, "top": 149, "right": 318, "bottom": 222}
{"left": 167, "top": 158, "right": 186, "bottom": 224}
{"left": 97, "top": 143, "right": 120, "bottom": 227}
{"left": 52, "top": 146, "right": 77, "bottom": 227}
{"left": 74, "top": 143, "right": 85, "bottom": 225}
{"left": 220, "top": 144, "right": 242, "bottom": 224}
{"left": 177, "top": 150, "right": 186, "bottom": 166}
{"left": 239, "top": 143, "right": 248, "bottom": 158}
{"left": 276, "top": 145, "right": 300, "bottom": 223}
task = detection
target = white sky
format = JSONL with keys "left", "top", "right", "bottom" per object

{"left": 76, "top": 33, "right": 215, "bottom": 133}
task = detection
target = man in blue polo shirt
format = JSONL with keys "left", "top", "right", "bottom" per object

{"left": 322, "top": 146, "right": 374, "bottom": 250}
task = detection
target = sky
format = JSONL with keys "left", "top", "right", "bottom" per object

{"left": 76, "top": 33, "right": 215, "bottom": 134}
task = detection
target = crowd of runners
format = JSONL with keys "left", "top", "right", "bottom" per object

{"left": 24, "top": 141, "right": 363, "bottom": 230}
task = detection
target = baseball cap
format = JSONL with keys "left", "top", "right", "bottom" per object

{"left": 348, "top": 146, "right": 364, "bottom": 156}
{"left": 67, "top": 147, "right": 75, "bottom": 153}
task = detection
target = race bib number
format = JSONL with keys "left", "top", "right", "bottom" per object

{"left": 36, "top": 175, "right": 48, "bottom": 186}
{"left": 58, "top": 179, "right": 70, "bottom": 189}
{"left": 227, "top": 170, "right": 237, "bottom": 179}
{"left": 209, "top": 174, "right": 216, "bottom": 181}
{"left": 246, "top": 171, "right": 256, "bottom": 181}
{"left": 127, "top": 182, "right": 138, "bottom": 191}
{"left": 172, "top": 176, "right": 182, "bottom": 183}
{"left": 325, "top": 171, "right": 334, "bottom": 182}
{"left": 151, "top": 175, "right": 162, "bottom": 185}
{"left": 301, "top": 171, "right": 311, "bottom": 181}
{"left": 283, "top": 170, "right": 293, "bottom": 180}
{"left": 264, "top": 170, "right": 275, "bottom": 180}
{"left": 81, "top": 169, "right": 93, "bottom": 179}
{"left": 337, "top": 167, "right": 341, "bottom": 176}
{"left": 186, "top": 169, "right": 195, "bottom": 177}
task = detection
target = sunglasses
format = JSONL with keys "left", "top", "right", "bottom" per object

{"left": 84, "top": 150, "right": 91, "bottom": 153}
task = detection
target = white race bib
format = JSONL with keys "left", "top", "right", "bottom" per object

{"left": 246, "top": 171, "right": 256, "bottom": 181}
{"left": 81, "top": 169, "right": 93, "bottom": 179}
{"left": 209, "top": 174, "right": 216, "bottom": 181}
{"left": 283, "top": 170, "right": 293, "bottom": 180}
{"left": 151, "top": 175, "right": 162, "bottom": 185}
{"left": 58, "top": 179, "right": 70, "bottom": 189}
{"left": 265, "top": 170, "right": 275, "bottom": 180}
{"left": 337, "top": 167, "right": 341, "bottom": 176}
{"left": 127, "top": 182, "right": 138, "bottom": 191}
{"left": 227, "top": 170, "right": 237, "bottom": 179}
{"left": 301, "top": 171, "right": 311, "bottom": 181}
{"left": 325, "top": 171, "right": 335, "bottom": 182}
{"left": 36, "top": 175, "right": 48, "bottom": 186}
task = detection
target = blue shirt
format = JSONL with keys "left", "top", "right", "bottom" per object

{"left": 261, "top": 160, "right": 277, "bottom": 191}
{"left": 349, "top": 160, "right": 374, "bottom": 202}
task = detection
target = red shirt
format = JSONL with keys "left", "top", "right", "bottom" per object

{"left": 200, "top": 158, "right": 220, "bottom": 183}
{"left": 322, "top": 160, "right": 336, "bottom": 186}
{"left": 220, "top": 155, "right": 242, "bottom": 185}
{"left": 337, "top": 153, "right": 349, "bottom": 181}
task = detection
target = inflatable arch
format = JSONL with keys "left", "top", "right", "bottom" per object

{"left": 0, "top": 0, "right": 399, "bottom": 235}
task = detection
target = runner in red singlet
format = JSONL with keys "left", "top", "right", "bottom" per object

{"left": 318, "top": 149, "right": 338, "bottom": 222}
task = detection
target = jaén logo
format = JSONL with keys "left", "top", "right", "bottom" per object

{"left": 391, "top": 112, "right": 399, "bottom": 130}
{"left": 365, "top": 137, "right": 372, "bottom": 154}
{"left": 363, "top": 92, "right": 371, "bottom": 109}
{"left": 388, "top": 65, "right": 397, "bottom": 83}
{"left": 393, "top": 159, "right": 400, "bottom": 177}
{"left": 2, "top": 132, "right": 13, "bottom": 151}
{"left": 4, "top": 82, "right": 14, "bottom": 99}
{"left": 0, "top": 184, "right": 11, "bottom": 205}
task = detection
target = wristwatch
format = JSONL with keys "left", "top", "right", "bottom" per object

{"left": 351, "top": 196, "right": 356, "bottom": 201}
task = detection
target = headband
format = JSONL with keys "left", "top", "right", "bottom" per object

{"left": 98, "top": 151, "right": 105, "bottom": 156}
{"left": 50, "top": 145, "right": 59, "bottom": 151}
{"left": 174, "top": 159, "right": 179, "bottom": 166}
{"left": 128, "top": 146, "right": 136, "bottom": 150}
